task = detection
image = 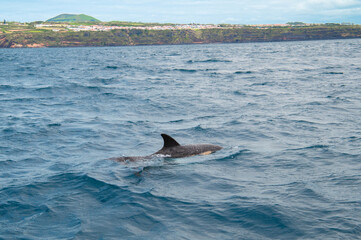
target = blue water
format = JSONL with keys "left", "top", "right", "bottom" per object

{"left": 1, "top": 39, "right": 361, "bottom": 239}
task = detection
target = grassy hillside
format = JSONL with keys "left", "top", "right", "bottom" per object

{"left": 46, "top": 14, "right": 100, "bottom": 23}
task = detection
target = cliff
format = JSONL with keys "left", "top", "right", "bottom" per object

{"left": 1, "top": 25, "right": 361, "bottom": 48}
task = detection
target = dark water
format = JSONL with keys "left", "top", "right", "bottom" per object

{"left": 1, "top": 39, "right": 361, "bottom": 239}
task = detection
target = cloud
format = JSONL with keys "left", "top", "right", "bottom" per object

{"left": 1, "top": 0, "right": 361, "bottom": 23}
{"left": 296, "top": 0, "right": 361, "bottom": 10}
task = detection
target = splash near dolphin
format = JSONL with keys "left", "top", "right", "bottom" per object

{"left": 113, "top": 134, "right": 222, "bottom": 162}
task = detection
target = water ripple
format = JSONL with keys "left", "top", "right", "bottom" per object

{"left": 1, "top": 39, "right": 361, "bottom": 239}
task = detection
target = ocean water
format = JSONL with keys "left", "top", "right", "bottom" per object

{"left": 1, "top": 39, "right": 361, "bottom": 239}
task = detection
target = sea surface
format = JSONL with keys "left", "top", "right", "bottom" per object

{"left": 1, "top": 39, "right": 361, "bottom": 239}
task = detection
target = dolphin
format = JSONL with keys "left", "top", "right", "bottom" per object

{"left": 112, "top": 133, "right": 222, "bottom": 162}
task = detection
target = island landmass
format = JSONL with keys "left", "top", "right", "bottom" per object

{"left": 1, "top": 14, "right": 361, "bottom": 48}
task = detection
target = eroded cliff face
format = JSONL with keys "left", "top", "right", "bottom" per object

{"left": 0, "top": 36, "right": 12, "bottom": 48}
{"left": 0, "top": 35, "right": 47, "bottom": 48}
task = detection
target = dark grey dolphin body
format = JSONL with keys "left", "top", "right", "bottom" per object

{"left": 113, "top": 134, "right": 222, "bottom": 162}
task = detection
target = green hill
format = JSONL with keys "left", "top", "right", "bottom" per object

{"left": 46, "top": 14, "right": 100, "bottom": 23}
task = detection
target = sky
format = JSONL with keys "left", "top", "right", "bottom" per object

{"left": 1, "top": 0, "right": 361, "bottom": 24}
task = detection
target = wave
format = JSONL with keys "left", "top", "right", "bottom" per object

{"left": 233, "top": 90, "right": 246, "bottom": 96}
{"left": 234, "top": 70, "right": 253, "bottom": 74}
{"left": 0, "top": 159, "right": 16, "bottom": 167}
{"left": 306, "top": 101, "right": 323, "bottom": 106}
{"left": 0, "top": 84, "right": 17, "bottom": 90}
{"left": 289, "top": 144, "right": 329, "bottom": 151}
{"left": 89, "top": 77, "right": 119, "bottom": 85}
{"left": 250, "top": 81, "right": 274, "bottom": 86}
{"left": 168, "top": 52, "right": 181, "bottom": 56}
{"left": 51, "top": 172, "right": 118, "bottom": 189}
{"left": 323, "top": 72, "right": 344, "bottom": 75}
{"left": 347, "top": 136, "right": 360, "bottom": 143}
{"left": 33, "top": 83, "right": 105, "bottom": 96}
{"left": 173, "top": 68, "right": 197, "bottom": 73}
{"left": 215, "top": 148, "right": 252, "bottom": 162}
{"left": 329, "top": 174, "right": 361, "bottom": 186}
{"left": 0, "top": 172, "right": 122, "bottom": 197}
{"left": 186, "top": 124, "right": 210, "bottom": 133}
{"left": 187, "top": 59, "right": 232, "bottom": 63}
{"left": 105, "top": 65, "right": 118, "bottom": 69}
{"left": 226, "top": 203, "right": 303, "bottom": 238}
{"left": 1, "top": 97, "right": 40, "bottom": 103}
{"left": 0, "top": 199, "right": 81, "bottom": 239}
{"left": 0, "top": 200, "right": 51, "bottom": 222}
{"left": 2, "top": 127, "right": 16, "bottom": 134}
{"left": 47, "top": 123, "right": 62, "bottom": 127}
{"left": 0, "top": 85, "right": 28, "bottom": 92}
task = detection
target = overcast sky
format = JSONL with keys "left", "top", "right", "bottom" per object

{"left": 1, "top": 0, "right": 361, "bottom": 24}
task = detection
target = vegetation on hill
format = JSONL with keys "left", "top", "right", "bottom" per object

{"left": 46, "top": 14, "right": 100, "bottom": 23}
{"left": 1, "top": 24, "right": 361, "bottom": 48}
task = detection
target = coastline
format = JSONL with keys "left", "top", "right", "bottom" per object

{"left": 1, "top": 25, "right": 361, "bottom": 48}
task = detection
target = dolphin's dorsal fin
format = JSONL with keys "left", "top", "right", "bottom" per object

{"left": 161, "top": 134, "right": 180, "bottom": 148}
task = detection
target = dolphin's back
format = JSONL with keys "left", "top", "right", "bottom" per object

{"left": 156, "top": 143, "right": 222, "bottom": 158}
{"left": 112, "top": 133, "right": 222, "bottom": 162}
